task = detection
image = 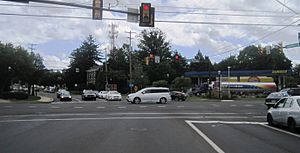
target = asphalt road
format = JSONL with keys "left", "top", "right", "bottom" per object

{"left": 0, "top": 92, "right": 299, "bottom": 153}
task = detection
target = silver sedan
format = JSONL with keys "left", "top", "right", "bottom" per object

{"left": 267, "top": 96, "right": 300, "bottom": 132}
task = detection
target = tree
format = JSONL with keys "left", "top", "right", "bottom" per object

{"left": 215, "top": 56, "right": 240, "bottom": 71}
{"left": 171, "top": 77, "right": 192, "bottom": 91}
{"left": 137, "top": 28, "right": 173, "bottom": 84}
{"left": 0, "top": 42, "right": 45, "bottom": 95}
{"left": 189, "top": 50, "right": 214, "bottom": 72}
{"left": 65, "top": 35, "right": 102, "bottom": 90}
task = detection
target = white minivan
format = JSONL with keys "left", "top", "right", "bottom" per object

{"left": 127, "top": 87, "right": 171, "bottom": 104}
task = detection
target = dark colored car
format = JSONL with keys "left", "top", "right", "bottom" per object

{"left": 171, "top": 91, "right": 187, "bottom": 101}
{"left": 59, "top": 91, "right": 72, "bottom": 101}
{"left": 82, "top": 90, "right": 97, "bottom": 101}
{"left": 265, "top": 92, "right": 289, "bottom": 109}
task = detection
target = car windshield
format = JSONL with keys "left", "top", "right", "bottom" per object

{"left": 268, "top": 93, "right": 282, "bottom": 98}
{"left": 85, "top": 91, "right": 95, "bottom": 94}
{"left": 101, "top": 91, "right": 108, "bottom": 94}
{"left": 109, "top": 91, "right": 119, "bottom": 94}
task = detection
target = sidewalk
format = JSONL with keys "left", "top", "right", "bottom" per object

{"left": 0, "top": 99, "right": 11, "bottom": 103}
{"left": 37, "top": 96, "right": 54, "bottom": 103}
{"left": 0, "top": 96, "right": 53, "bottom": 103}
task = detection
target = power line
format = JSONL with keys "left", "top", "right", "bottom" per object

{"left": 1, "top": 3, "right": 297, "bottom": 19}
{"left": 208, "top": 18, "right": 300, "bottom": 58}
{"left": 1, "top": 12, "right": 299, "bottom": 27}
{"left": 274, "top": 0, "right": 299, "bottom": 14}
{"left": 156, "top": 11, "right": 296, "bottom": 18}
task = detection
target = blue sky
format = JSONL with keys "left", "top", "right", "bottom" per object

{"left": 0, "top": 0, "right": 299, "bottom": 69}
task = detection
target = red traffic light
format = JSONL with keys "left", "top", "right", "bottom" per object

{"left": 175, "top": 55, "right": 179, "bottom": 60}
{"left": 143, "top": 4, "right": 150, "bottom": 11}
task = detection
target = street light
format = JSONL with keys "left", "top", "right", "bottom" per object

{"left": 227, "top": 66, "right": 231, "bottom": 99}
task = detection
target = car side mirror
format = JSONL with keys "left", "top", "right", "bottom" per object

{"left": 142, "top": 91, "right": 145, "bottom": 94}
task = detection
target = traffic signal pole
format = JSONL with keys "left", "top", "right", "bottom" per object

{"left": 3, "top": 0, "right": 140, "bottom": 15}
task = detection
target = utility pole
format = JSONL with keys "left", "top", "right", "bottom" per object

{"left": 104, "top": 48, "right": 108, "bottom": 91}
{"left": 108, "top": 24, "right": 118, "bottom": 51}
{"left": 28, "top": 43, "right": 37, "bottom": 53}
{"left": 126, "top": 31, "right": 136, "bottom": 93}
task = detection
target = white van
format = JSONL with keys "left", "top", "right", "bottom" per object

{"left": 127, "top": 87, "right": 171, "bottom": 104}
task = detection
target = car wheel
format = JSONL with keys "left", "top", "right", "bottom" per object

{"left": 133, "top": 97, "right": 141, "bottom": 104}
{"left": 267, "top": 114, "right": 273, "bottom": 126}
{"left": 288, "top": 118, "right": 296, "bottom": 133}
{"left": 160, "top": 97, "right": 167, "bottom": 104}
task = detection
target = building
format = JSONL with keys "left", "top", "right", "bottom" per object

{"left": 86, "top": 66, "right": 102, "bottom": 85}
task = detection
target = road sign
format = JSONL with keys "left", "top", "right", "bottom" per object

{"left": 284, "top": 43, "right": 299, "bottom": 49}
{"left": 129, "top": 83, "right": 134, "bottom": 88}
{"left": 127, "top": 8, "right": 139, "bottom": 23}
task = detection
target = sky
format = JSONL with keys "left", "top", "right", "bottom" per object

{"left": 0, "top": 0, "right": 300, "bottom": 70}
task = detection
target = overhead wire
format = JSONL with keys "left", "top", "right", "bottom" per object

{"left": 208, "top": 18, "right": 300, "bottom": 58}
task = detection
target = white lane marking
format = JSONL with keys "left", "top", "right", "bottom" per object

{"left": 260, "top": 124, "right": 300, "bottom": 138}
{"left": 118, "top": 107, "right": 126, "bottom": 109}
{"left": 177, "top": 106, "right": 185, "bottom": 108}
{"left": 158, "top": 106, "right": 166, "bottom": 108}
{"left": 0, "top": 113, "right": 98, "bottom": 118}
{"left": 139, "top": 106, "right": 147, "bottom": 108}
{"left": 111, "top": 112, "right": 237, "bottom": 115}
{"left": 3, "top": 106, "right": 13, "bottom": 108}
{"left": 96, "top": 107, "right": 105, "bottom": 109}
{"left": 230, "top": 105, "right": 237, "bottom": 107}
{"left": 73, "top": 98, "right": 81, "bottom": 102}
{"left": 244, "top": 104, "right": 253, "bottom": 107}
{"left": 185, "top": 120, "right": 225, "bottom": 153}
{"left": 212, "top": 104, "right": 220, "bottom": 107}
{"left": 51, "top": 106, "right": 60, "bottom": 109}
{"left": 28, "top": 106, "right": 37, "bottom": 108}
{"left": 74, "top": 107, "right": 83, "bottom": 109}
{"left": 221, "top": 100, "right": 234, "bottom": 102}
{"left": 188, "top": 120, "right": 300, "bottom": 138}
{"left": 187, "top": 120, "right": 267, "bottom": 125}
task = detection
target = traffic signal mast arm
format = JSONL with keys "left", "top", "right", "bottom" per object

{"left": 2, "top": 0, "right": 140, "bottom": 15}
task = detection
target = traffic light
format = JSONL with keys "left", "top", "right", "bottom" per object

{"left": 92, "top": 0, "right": 103, "bottom": 20}
{"left": 175, "top": 53, "right": 180, "bottom": 62}
{"left": 150, "top": 53, "right": 154, "bottom": 59}
{"left": 145, "top": 57, "right": 149, "bottom": 65}
{"left": 139, "top": 3, "right": 155, "bottom": 27}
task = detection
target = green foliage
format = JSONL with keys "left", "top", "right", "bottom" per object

{"left": 171, "top": 77, "right": 192, "bottom": 90}
{"left": 0, "top": 42, "right": 45, "bottom": 95}
{"left": 189, "top": 50, "right": 214, "bottom": 72}
{"left": 152, "top": 80, "right": 168, "bottom": 87}
{"left": 65, "top": 35, "right": 102, "bottom": 90}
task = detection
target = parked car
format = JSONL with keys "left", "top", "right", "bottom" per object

{"left": 170, "top": 91, "right": 187, "bottom": 101}
{"left": 82, "top": 90, "right": 97, "bottom": 101}
{"left": 187, "top": 83, "right": 209, "bottom": 96}
{"left": 127, "top": 87, "right": 171, "bottom": 104}
{"left": 106, "top": 91, "right": 122, "bottom": 101}
{"left": 97, "top": 91, "right": 108, "bottom": 99}
{"left": 59, "top": 91, "right": 72, "bottom": 101}
{"left": 56, "top": 89, "right": 67, "bottom": 98}
{"left": 265, "top": 92, "right": 289, "bottom": 109}
{"left": 267, "top": 96, "right": 300, "bottom": 132}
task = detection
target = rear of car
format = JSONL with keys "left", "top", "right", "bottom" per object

{"left": 170, "top": 91, "right": 187, "bottom": 101}
{"left": 265, "top": 92, "right": 288, "bottom": 109}
{"left": 267, "top": 96, "right": 300, "bottom": 132}
{"left": 106, "top": 91, "right": 122, "bottom": 101}
{"left": 97, "top": 91, "right": 108, "bottom": 99}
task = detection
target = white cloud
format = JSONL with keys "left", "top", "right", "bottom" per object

{"left": 0, "top": 0, "right": 300, "bottom": 67}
